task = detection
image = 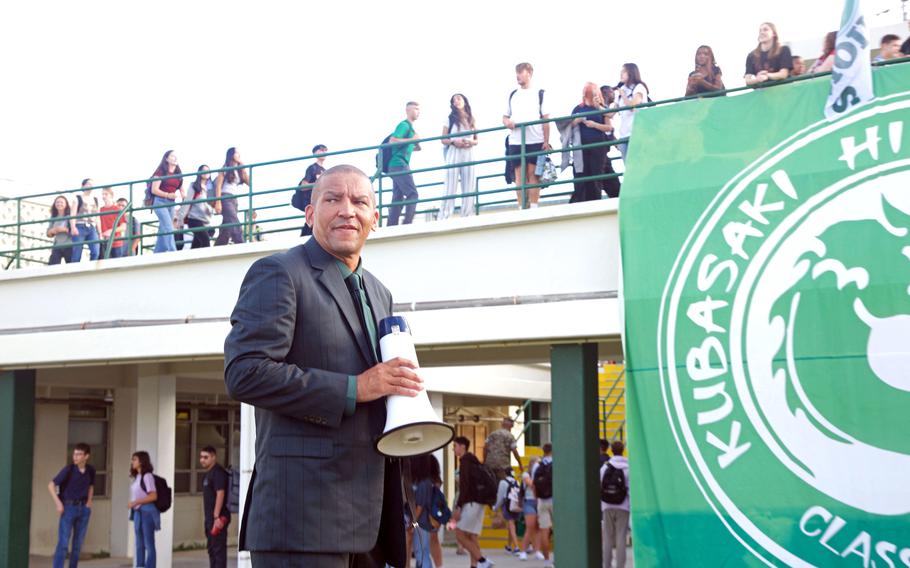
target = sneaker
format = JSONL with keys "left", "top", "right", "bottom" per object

{"left": 478, "top": 560, "right": 495, "bottom": 568}
{"left": 505, "top": 545, "right": 514, "bottom": 553}
{"left": 535, "top": 552, "right": 546, "bottom": 560}
{"left": 518, "top": 551, "right": 528, "bottom": 561}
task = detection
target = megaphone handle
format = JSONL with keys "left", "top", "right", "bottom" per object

{"left": 400, "top": 458, "right": 420, "bottom": 530}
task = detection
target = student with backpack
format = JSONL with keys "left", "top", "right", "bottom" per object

{"left": 386, "top": 101, "right": 422, "bottom": 226}
{"left": 493, "top": 467, "right": 522, "bottom": 556}
{"left": 532, "top": 443, "right": 554, "bottom": 565}
{"left": 48, "top": 443, "right": 95, "bottom": 568}
{"left": 502, "top": 62, "right": 551, "bottom": 209}
{"left": 452, "top": 436, "right": 494, "bottom": 568}
{"left": 601, "top": 440, "right": 630, "bottom": 568}
{"left": 129, "top": 451, "right": 162, "bottom": 568}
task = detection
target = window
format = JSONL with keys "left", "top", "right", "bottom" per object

{"left": 174, "top": 404, "right": 240, "bottom": 494}
{"left": 67, "top": 403, "right": 111, "bottom": 497}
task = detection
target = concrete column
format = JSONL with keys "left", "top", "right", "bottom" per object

{"left": 550, "top": 343, "right": 601, "bottom": 568}
{"left": 238, "top": 402, "right": 256, "bottom": 568}
{"left": 134, "top": 367, "right": 176, "bottom": 568}
{"left": 110, "top": 379, "right": 137, "bottom": 557}
{"left": 0, "top": 370, "right": 35, "bottom": 568}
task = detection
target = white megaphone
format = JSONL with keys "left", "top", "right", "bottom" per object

{"left": 375, "top": 316, "right": 455, "bottom": 457}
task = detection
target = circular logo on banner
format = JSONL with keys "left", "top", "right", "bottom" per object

{"left": 658, "top": 92, "right": 910, "bottom": 566}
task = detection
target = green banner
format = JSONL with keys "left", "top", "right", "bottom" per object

{"left": 620, "top": 64, "right": 910, "bottom": 567}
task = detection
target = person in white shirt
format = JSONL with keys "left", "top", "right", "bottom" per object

{"left": 615, "top": 63, "right": 649, "bottom": 161}
{"left": 601, "top": 440, "right": 630, "bottom": 568}
{"left": 502, "top": 62, "right": 551, "bottom": 209}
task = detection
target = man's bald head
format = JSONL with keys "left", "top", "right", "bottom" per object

{"left": 313, "top": 164, "right": 374, "bottom": 206}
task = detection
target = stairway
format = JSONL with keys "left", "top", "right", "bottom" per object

{"left": 476, "top": 447, "right": 542, "bottom": 550}
{"left": 599, "top": 364, "right": 626, "bottom": 442}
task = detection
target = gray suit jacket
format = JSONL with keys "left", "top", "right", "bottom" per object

{"left": 224, "top": 238, "right": 405, "bottom": 565}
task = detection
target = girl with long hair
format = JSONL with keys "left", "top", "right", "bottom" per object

{"left": 129, "top": 451, "right": 160, "bottom": 567}
{"left": 570, "top": 82, "right": 614, "bottom": 202}
{"left": 214, "top": 147, "right": 250, "bottom": 246}
{"left": 686, "top": 45, "right": 725, "bottom": 96}
{"left": 47, "top": 195, "right": 73, "bottom": 265}
{"left": 149, "top": 150, "right": 185, "bottom": 253}
{"left": 440, "top": 93, "right": 478, "bottom": 220}
{"left": 518, "top": 455, "right": 541, "bottom": 560}
{"left": 808, "top": 31, "right": 837, "bottom": 74}
{"left": 175, "top": 165, "right": 215, "bottom": 248}
{"left": 615, "top": 63, "right": 649, "bottom": 159}
{"left": 744, "top": 22, "right": 793, "bottom": 85}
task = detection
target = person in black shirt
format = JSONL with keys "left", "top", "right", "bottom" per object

{"left": 744, "top": 22, "right": 793, "bottom": 86}
{"left": 570, "top": 82, "right": 614, "bottom": 203}
{"left": 686, "top": 45, "right": 725, "bottom": 96}
{"left": 48, "top": 443, "right": 95, "bottom": 568}
{"left": 199, "top": 446, "right": 230, "bottom": 568}
{"left": 599, "top": 85, "right": 622, "bottom": 199}
{"left": 295, "top": 144, "right": 328, "bottom": 236}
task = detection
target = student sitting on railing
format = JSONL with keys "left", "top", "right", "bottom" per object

{"left": 47, "top": 195, "right": 73, "bottom": 265}
{"left": 69, "top": 179, "right": 102, "bottom": 262}
{"left": 175, "top": 165, "right": 215, "bottom": 249}
{"left": 149, "top": 150, "right": 185, "bottom": 253}
{"left": 214, "top": 147, "right": 249, "bottom": 246}
{"left": 440, "top": 93, "right": 478, "bottom": 220}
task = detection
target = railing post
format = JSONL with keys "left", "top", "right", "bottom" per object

{"left": 247, "top": 167, "right": 254, "bottom": 243}
{"left": 128, "top": 183, "right": 134, "bottom": 257}
{"left": 15, "top": 199, "right": 22, "bottom": 268}
{"left": 377, "top": 173, "right": 384, "bottom": 227}
{"left": 519, "top": 125, "right": 528, "bottom": 209}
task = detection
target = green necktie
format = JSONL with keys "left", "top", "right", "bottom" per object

{"left": 348, "top": 272, "right": 379, "bottom": 362}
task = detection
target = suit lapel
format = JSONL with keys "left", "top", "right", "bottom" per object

{"left": 303, "top": 240, "right": 375, "bottom": 366}
{"left": 363, "top": 273, "right": 388, "bottom": 359}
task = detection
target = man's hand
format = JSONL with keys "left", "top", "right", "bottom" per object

{"left": 356, "top": 357, "right": 424, "bottom": 402}
{"left": 86, "top": 499, "right": 93, "bottom": 509}
{"left": 56, "top": 502, "right": 64, "bottom": 516}
{"left": 504, "top": 118, "right": 516, "bottom": 130}
{"left": 214, "top": 201, "right": 222, "bottom": 215}
{"left": 452, "top": 507, "right": 461, "bottom": 523}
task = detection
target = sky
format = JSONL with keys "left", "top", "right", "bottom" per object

{"left": 1, "top": 0, "right": 907, "bottom": 237}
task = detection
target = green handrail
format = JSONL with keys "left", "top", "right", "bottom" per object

{"left": 4, "top": 58, "right": 908, "bottom": 268}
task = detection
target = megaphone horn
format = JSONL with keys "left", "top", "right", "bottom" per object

{"left": 375, "top": 316, "right": 455, "bottom": 457}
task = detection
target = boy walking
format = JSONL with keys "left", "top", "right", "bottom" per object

{"left": 387, "top": 101, "right": 422, "bottom": 226}
{"left": 48, "top": 443, "right": 95, "bottom": 568}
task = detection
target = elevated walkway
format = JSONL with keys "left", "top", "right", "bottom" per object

{"left": 0, "top": 199, "right": 622, "bottom": 373}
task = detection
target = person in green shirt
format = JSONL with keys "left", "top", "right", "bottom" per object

{"left": 387, "top": 101, "right": 422, "bottom": 225}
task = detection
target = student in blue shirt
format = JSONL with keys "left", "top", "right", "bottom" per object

{"left": 47, "top": 443, "right": 95, "bottom": 568}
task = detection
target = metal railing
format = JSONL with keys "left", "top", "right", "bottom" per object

{"left": 2, "top": 57, "right": 907, "bottom": 269}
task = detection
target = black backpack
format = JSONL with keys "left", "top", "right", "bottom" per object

{"left": 600, "top": 463, "right": 628, "bottom": 505}
{"left": 226, "top": 466, "right": 240, "bottom": 514}
{"left": 472, "top": 463, "right": 499, "bottom": 506}
{"left": 377, "top": 134, "right": 394, "bottom": 175}
{"left": 140, "top": 474, "right": 173, "bottom": 513}
{"left": 533, "top": 461, "right": 553, "bottom": 499}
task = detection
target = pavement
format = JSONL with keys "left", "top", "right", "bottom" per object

{"left": 30, "top": 545, "right": 634, "bottom": 567}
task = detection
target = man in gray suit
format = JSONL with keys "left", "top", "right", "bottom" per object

{"left": 224, "top": 164, "right": 423, "bottom": 567}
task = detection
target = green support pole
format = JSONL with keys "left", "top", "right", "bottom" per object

{"left": 0, "top": 370, "right": 36, "bottom": 567}
{"left": 550, "top": 343, "right": 601, "bottom": 568}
